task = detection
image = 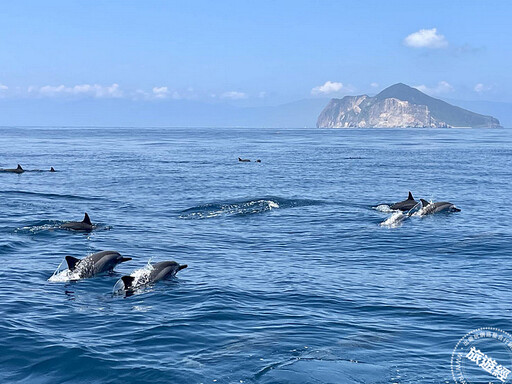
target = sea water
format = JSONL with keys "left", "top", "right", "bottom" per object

{"left": 1, "top": 127, "right": 511, "bottom": 383}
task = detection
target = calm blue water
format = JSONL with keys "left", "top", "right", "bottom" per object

{"left": 1, "top": 127, "right": 511, "bottom": 384}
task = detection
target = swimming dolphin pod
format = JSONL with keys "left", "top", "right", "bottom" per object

{"left": 238, "top": 157, "right": 261, "bottom": 163}
{"left": 0, "top": 164, "right": 56, "bottom": 173}
{"left": 61, "top": 212, "right": 94, "bottom": 231}
{"left": 65, "top": 250, "right": 132, "bottom": 279}
{"left": 119, "top": 261, "right": 188, "bottom": 291}
{"left": 379, "top": 192, "right": 460, "bottom": 227}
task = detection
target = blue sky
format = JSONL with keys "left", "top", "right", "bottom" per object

{"left": 1, "top": 0, "right": 511, "bottom": 105}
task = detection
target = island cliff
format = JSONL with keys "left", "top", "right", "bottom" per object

{"left": 316, "top": 83, "right": 501, "bottom": 128}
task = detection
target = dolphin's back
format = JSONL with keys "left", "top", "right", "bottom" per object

{"left": 390, "top": 192, "right": 418, "bottom": 211}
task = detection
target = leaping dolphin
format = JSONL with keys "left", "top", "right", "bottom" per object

{"left": 0, "top": 164, "right": 24, "bottom": 173}
{"left": 389, "top": 192, "right": 418, "bottom": 212}
{"left": 119, "top": 261, "right": 188, "bottom": 291}
{"left": 419, "top": 199, "right": 461, "bottom": 214}
{"left": 65, "top": 250, "right": 131, "bottom": 279}
{"left": 61, "top": 212, "right": 94, "bottom": 231}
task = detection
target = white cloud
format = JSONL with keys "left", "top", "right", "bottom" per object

{"left": 258, "top": 91, "right": 267, "bottom": 98}
{"left": 311, "top": 81, "right": 345, "bottom": 95}
{"left": 220, "top": 91, "right": 247, "bottom": 100}
{"left": 474, "top": 83, "right": 492, "bottom": 93}
{"left": 152, "top": 86, "right": 169, "bottom": 99}
{"left": 370, "top": 82, "right": 379, "bottom": 88}
{"left": 414, "top": 81, "right": 454, "bottom": 95}
{"left": 404, "top": 28, "right": 448, "bottom": 49}
{"left": 30, "top": 83, "right": 123, "bottom": 98}
{"left": 0, "top": 84, "right": 8, "bottom": 91}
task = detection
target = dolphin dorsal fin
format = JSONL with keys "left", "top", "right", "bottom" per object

{"left": 82, "top": 213, "right": 92, "bottom": 225}
{"left": 121, "top": 276, "right": 135, "bottom": 289}
{"left": 408, "top": 191, "right": 414, "bottom": 200}
{"left": 17, "top": 164, "right": 23, "bottom": 170}
{"left": 65, "top": 256, "right": 81, "bottom": 271}
{"left": 420, "top": 199, "right": 430, "bottom": 207}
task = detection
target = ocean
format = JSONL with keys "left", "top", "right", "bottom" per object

{"left": 1, "top": 126, "right": 511, "bottom": 383}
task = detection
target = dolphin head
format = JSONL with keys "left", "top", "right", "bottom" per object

{"left": 449, "top": 205, "right": 461, "bottom": 212}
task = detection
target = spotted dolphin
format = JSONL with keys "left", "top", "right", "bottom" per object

{"left": 65, "top": 250, "right": 131, "bottom": 279}
{"left": 389, "top": 192, "right": 418, "bottom": 212}
{"left": 61, "top": 213, "right": 94, "bottom": 231}
{"left": 0, "top": 164, "right": 24, "bottom": 173}
{"left": 419, "top": 199, "right": 461, "bottom": 214}
{"left": 119, "top": 261, "right": 188, "bottom": 290}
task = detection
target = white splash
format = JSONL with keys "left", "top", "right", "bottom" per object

{"left": 48, "top": 259, "right": 81, "bottom": 282}
{"left": 380, "top": 211, "right": 407, "bottom": 228}
{"left": 47, "top": 257, "right": 95, "bottom": 282}
{"left": 374, "top": 204, "right": 394, "bottom": 213}
{"left": 113, "top": 259, "right": 155, "bottom": 293}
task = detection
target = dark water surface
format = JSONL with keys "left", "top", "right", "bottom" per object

{"left": 1, "top": 127, "right": 511, "bottom": 383}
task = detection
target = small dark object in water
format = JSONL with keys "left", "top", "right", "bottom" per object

{"left": 50, "top": 167, "right": 56, "bottom": 172}
{"left": 256, "top": 159, "right": 261, "bottom": 163}
{"left": 238, "top": 157, "right": 251, "bottom": 162}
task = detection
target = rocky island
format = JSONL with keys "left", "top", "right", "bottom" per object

{"left": 317, "top": 83, "right": 501, "bottom": 128}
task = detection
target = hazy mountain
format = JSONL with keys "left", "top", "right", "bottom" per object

{"left": 317, "top": 83, "right": 502, "bottom": 128}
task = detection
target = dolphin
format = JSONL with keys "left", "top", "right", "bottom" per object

{"left": 389, "top": 192, "right": 418, "bottom": 212}
{"left": 238, "top": 157, "right": 251, "bottom": 162}
{"left": 0, "top": 164, "right": 24, "bottom": 173}
{"left": 120, "top": 261, "right": 188, "bottom": 290}
{"left": 50, "top": 167, "right": 56, "bottom": 172}
{"left": 65, "top": 250, "right": 131, "bottom": 279}
{"left": 61, "top": 212, "right": 94, "bottom": 231}
{"left": 419, "top": 199, "right": 461, "bottom": 214}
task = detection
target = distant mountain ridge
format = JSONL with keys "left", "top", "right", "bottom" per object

{"left": 317, "top": 83, "right": 502, "bottom": 128}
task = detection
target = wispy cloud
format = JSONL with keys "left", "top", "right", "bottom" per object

{"left": 220, "top": 91, "right": 247, "bottom": 100}
{"left": 414, "top": 81, "right": 454, "bottom": 95}
{"left": 311, "top": 81, "right": 346, "bottom": 95}
{"left": 370, "top": 82, "right": 379, "bottom": 88}
{"left": 28, "top": 83, "right": 123, "bottom": 98}
{"left": 404, "top": 28, "right": 448, "bottom": 49}
{"left": 474, "top": 83, "right": 492, "bottom": 93}
{"left": 0, "top": 83, "right": 7, "bottom": 98}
